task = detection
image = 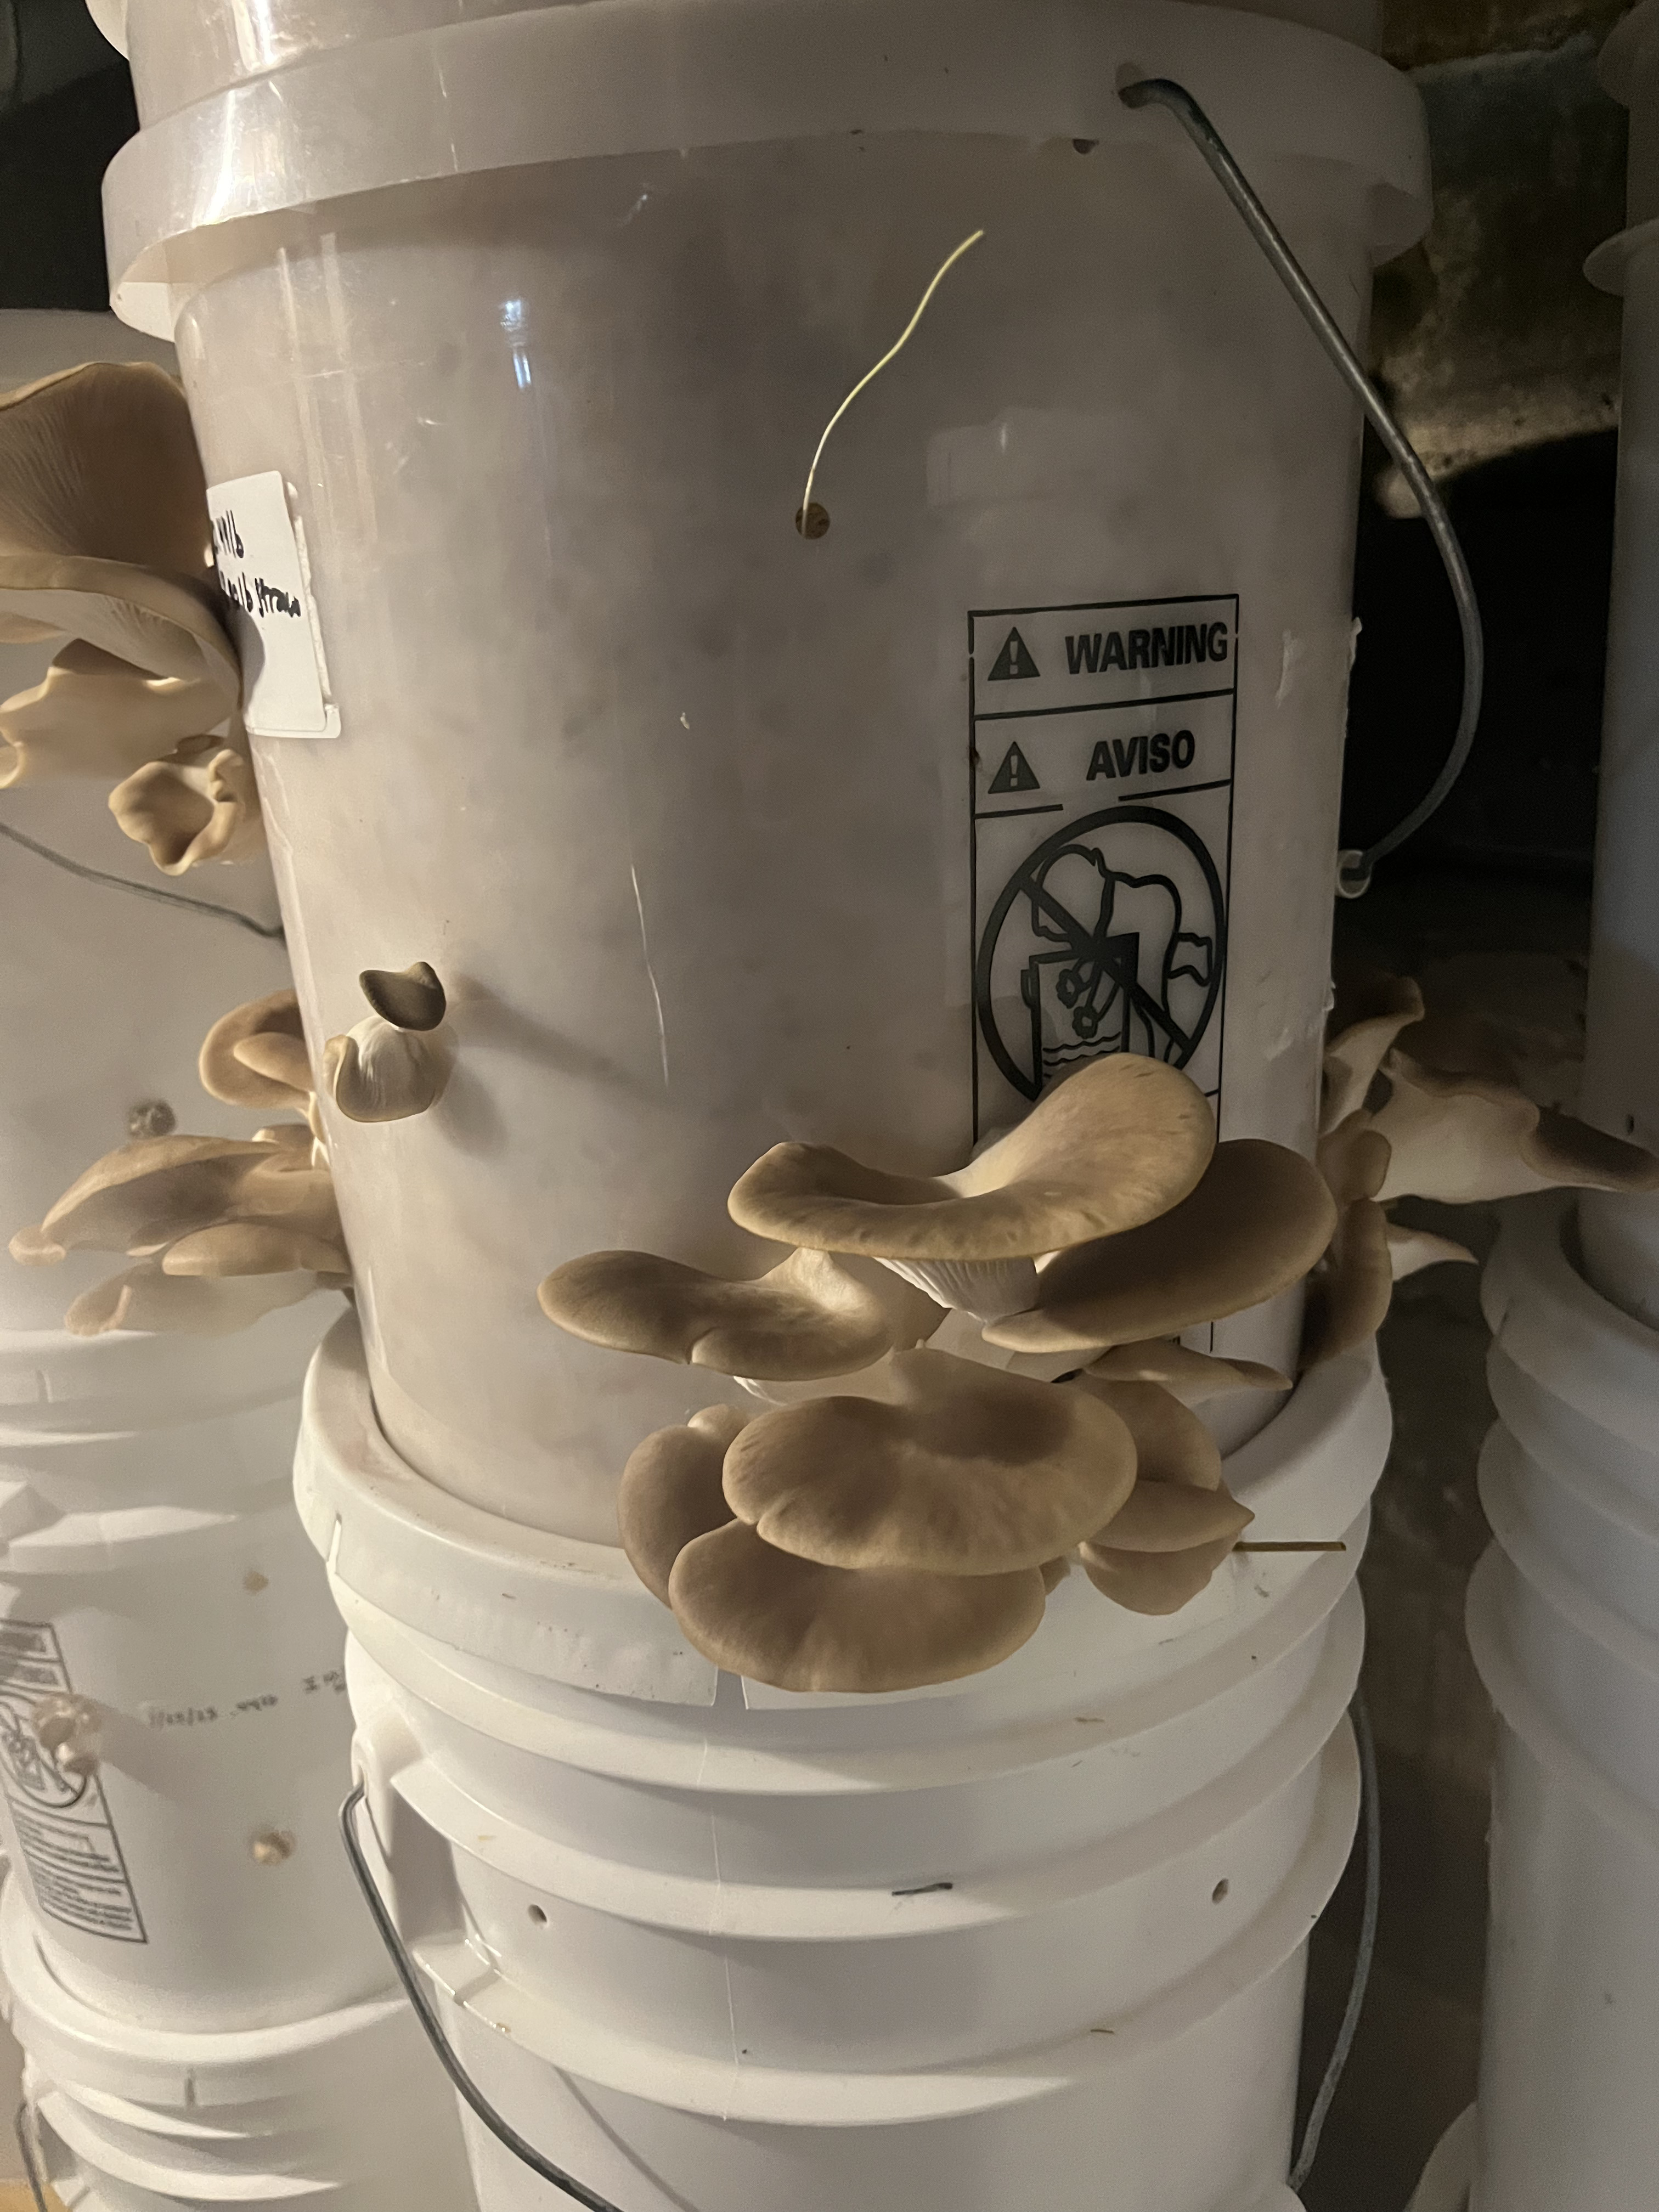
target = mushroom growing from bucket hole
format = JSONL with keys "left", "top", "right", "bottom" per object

{"left": 983, "top": 1139, "right": 1338, "bottom": 1358}
{"left": 324, "top": 963, "right": 452, "bottom": 1124}
{"left": 720, "top": 1347, "right": 1137, "bottom": 1576}
{"left": 199, "top": 989, "right": 315, "bottom": 1117}
{"left": 539, "top": 1245, "right": 943, "bottom": 1381}
{"left": 1071, "top": 1375, "right": 1254, "bottom": 1617}
{"left": 110, "top": 740, "right": 263, "bottom": 872}
{"left": 727, "top": 1053, "right": 1215, "bottom": 1318}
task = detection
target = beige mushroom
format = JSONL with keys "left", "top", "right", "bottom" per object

{"left": 668, "top": 1520, "right": 1048, "bottom": 1693}
{"left": 0, "top": 364, "right": 239, "bottom": 697}
{"left": 1082, "top": 1339, "right": 1289, "bottom": 1407}
{"left": 1301, "top": 1197, "right": 1392, "bottom": 1369}
{"left": 1388, "top": 1222, "right": 1476, "bottom": 1279}
{"left": 199, "top": 990, "right": 313, "bottom": 1114}
{"left": 1322, "top": 972, "right": 1425, "bottom": 1135}
{"left": 1316, "top": 1112, "right": 1392, "bottom": 1208}
{"left": 1081, "top": 1537, "right": 1240, "bottom": 1618}
{"left": 1040, "top": 1556, "right": 1072, "bottom": 1593}
{"left": 18, "top": 1135, "right": 275, "bottom": 1260}
{"left": 65, "top": 1261, "right": 320, "bottom": 1338}
{"left": 727, "top": 1056, "right": 1215, "bottom": 1278}
{"left": 1085, "top": 1481, "right": 1252, "bottom": 1554}
{"left": 359, "top": 962, "right": 447, "bottom": 1032}
{"left": 0, "top": 641, "right": 227, "bottom": 789}
{"left": 1372, "top": 1051, "right": 1659, "bottom": 1205}
{"left": 110, "top": 742, "right": 263, "bottom": 872}
{"left": 985, "top": 1141, "right": 1338, "bottom": 1357}
{"left": 538, "top": 1246, "right": 943, "bottom": 1381}
{"left": 162, "top": 1221, "right": 349, "bottom": 1279}
{"left": 720, "top": 1347, "right": 1136, "bottom": 1575}
{"left": 8, "top": 1224, "right": 65, "bottom": 1267}
{"left": 323, "top": 1018, "right": 450, "bottom": 1124}
{"left": 617, "top": 1405, "right": 749, "bottom": 1604}
{"left": 1072, "top": 1375, "right": 1222, "bottom": 1490}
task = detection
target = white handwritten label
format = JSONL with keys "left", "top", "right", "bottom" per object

{"left": 206, "top": 472, "right": 340, "bottom": 739}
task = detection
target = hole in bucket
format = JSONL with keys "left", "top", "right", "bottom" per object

{"left": 1212, "top": 1879, "right": 1230, "bottom": 1904}
{"left": 528, "top": 1904, "right": 548, "bottom": 1926}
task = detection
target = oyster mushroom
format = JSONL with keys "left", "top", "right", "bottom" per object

{"left": 1072, "top": 1375, "right": 1222, "bottom": 1490}
{"left": 1080, "top": 1536, "right": 1241, "bottom": 1619}
{"left": 617, "top": 1405, "right": 749, "bottom": 1604}
{"left": 1372, "top": 1051, "right": 1659, "bottom": 1205}
{"left": 1082, "top": 1340, "right": 1289, "bottom": 1407}
{"left": 162, "top": 1221, "right": 348, "bottom": 1279}
{"left": 110, "top": 742, "right": 263, "bottom": 873}
{"left": 1316, "top": 1113, "right": 1392, "bottom": 1209}
{"left": 727, "top": 1056, "right": 1215, "bottom": 1316}
{"left": 359, "top": 962, "right": 446, "bottom": 1031}
{"left": 1321, "top": 972, "right": 1425, "bottom": 1135}
{"left": 539, "top": 1246, "right": 943, "bottom": 1381}
{"left": 0, "top": 363, "right": 239, "bottom": 697}
{"left": 13, "top": 1135, "right": 275, "bottom": 1261}
{"left": 1388, "top": 1223, "right": 1476, "bottom": 1279}
{"left": 720, "top": 1347, "right": 1136, "bottom": 1575}
{"left": 0, "top": 641, "right": 228, "bottom": 789}
{"left": 984, "top": 1141, "right": 1338, "bottom": 1358}
{"left": 668, "top": 1520, "right": 1047, "bottom": 1694}
{"left": 64, "top": 1262, "right": 320, "bottom": 1338}
{"left": 199, "top": 990, "right": 313, "bottom": 1114}
{"left": 324, "top": 1019, "right": 450, "bottom": 1124}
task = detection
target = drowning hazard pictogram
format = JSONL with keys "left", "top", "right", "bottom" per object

{"left": 987, "top": 742, "right": 1041, "bottom": 795}
{"left": 987, "top": 627, "right": 1041, "bottom": 681}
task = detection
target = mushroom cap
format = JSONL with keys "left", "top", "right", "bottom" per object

{"left": 1300, "top": 1198, "right": 1393, "bottom": 1369}
{"left": 1083, "top": 1339, "right": 1289, "bottom": 1406}
{"left": 1081, "top": 1480, "right": 1251, "bottom": 1555}
{"left": 1322, "top": 972, "right": 1425, "bottom": 1134}
{"left": 1374, "top": 1052, "right": 1659, "bottom": 1204}
{"left": 0, "top": 641, "right": 227, "bottom": 790}
{"left": 323, "top": 1018, "right": 451, "bottom": 1124}
{"left": 1388, "top": 1222, "right": 1477, "bottom": 1279}
{"left": 985, "top": 1141, "right": 1339, "bottom": 1357}
{"left": 38, "top": 1135, "right": 272, "bottom": 1256}
{"left": 1316, "top": 1113, "right": 1392, "bottom": 1207}
{"left": 110, "top": 744, "right": 264, "bottom": 873}
{"left": 617, "top": 1405, "right": 749, "bottom": 1605}
{"left": 360, "top": 962, "right": 447, "bottom": 1032}
{"left": 721, "top": 1346, "right": 1137, "bottom": 1575}
{"left": 668, "top": 1520, "right": 1047, "bottom": 1693}
{"left": 162, "top": 1221, "right": 348, "bottom": 1279}
{"left": 876, "top": 1254, "right": 1041, "bottom": 1323}
{"left": 1072, "top": 1376, "right": 1222, "bottom": 1491}
{"left": 200, "top": 990, "right": 311, "bottom": 1112}
{"left": 65, "top": 1261, "right": 321, "bottom": 1338}
{"left": 538, "top": 1246, "right": 943, "bottom": 1381}
{"left": 1082, "top": 1536, "right": 1239, "bottom": 1618}
{"left": 0, "top": 365, "right": 213, "bottom": 576}
{"left": 727, "top": 1055, "right": 1215, "bottom": 1262}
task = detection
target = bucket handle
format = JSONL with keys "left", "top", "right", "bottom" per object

{"left": 341, "top": 1784, "right": 629, "bottom": 2212}
{"left": 1120, "top": 76, "right": 1485, "bottom": 898}
{"left": 15, "top": 2097, "right": 50, "bottom": 2212}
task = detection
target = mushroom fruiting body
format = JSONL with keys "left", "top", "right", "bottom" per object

{"left": 727, "top": 1054, "right": 1215, "bottom": 1272}
{"left": 0, "top": 642, "right": 227, "bottom": 789}
{"left": 720, "top": 1347, "right": 1137, "bottom": 1575}
{"left": 539, "top": 1246, "right": 943, "bottom": 1380}
{"left": 618, "top": 1405, "right": 750, "bottom": 1604}
{"left": 64, "top": 1262, "right": 321, "bottom": 1338}
{"left": 199, "top": 990, "right": 314, "bottom": 1115}
{"left": 1073, "top": 1375, "right": 1253, "bottom": 1616}
{"left": 359, "top": 961, "right": 447, "bottom": 1031}
{"left": 1321, "top": 972, "right": 1426, "bottom": 1135}
{"left": 1372, "top": 1052, "right": 1659, "bottom": 1205}
{"left": 324, "top": 1017, "right": 451, "bottom": 1124}
{"left": 984, "top": 1140, "right": 1338, "bottom": 1357}
{"left": 110, "top": 742, "right": 263, "bottom": 872}
{"left": 1083, "top": 1339, "right": 1289, "bottom": 1406}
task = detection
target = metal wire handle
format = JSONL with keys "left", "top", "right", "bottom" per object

{"left": 340, "top": 1784, "right": 629, "bottom": 2212}
{"left": 1120, "top": 75, "right": 1485, "bottom": 897}
{"left": 15, "top": 2096, "right": 51, "bottom": 2212}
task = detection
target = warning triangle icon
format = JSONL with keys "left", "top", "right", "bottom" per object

{"left": 988, "top": 742, "right": 1041, "bottom": 795}
{"left": 988, "top": 627, "right": 1041, "bottom": 681}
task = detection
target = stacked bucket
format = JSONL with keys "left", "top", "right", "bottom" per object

{"left": 1407, "top": 8, "right": 1659, "bottom": 2208}
{"left": 0, "top": 317, "right": 475, "bottom": 2210}
{"left": 94, "top": 0, "right": 1431, "bottom": 2206}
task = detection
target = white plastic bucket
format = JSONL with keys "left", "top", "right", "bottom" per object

{"left": 0, "top": 1878, "right": 477, "bottom": 2212}
{"left": 0, "top": 1319, "right": 385, "bottom": 2031}
{"left": 300, "top": 1310, "right": 1386, "bottom": 2209}
{"left": 105, "top": 0, "right": 1429, "bottom": 1532}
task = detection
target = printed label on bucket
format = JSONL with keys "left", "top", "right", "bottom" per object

{"left": 969, "top": 595, "right": 1237, "bottom": 1142}
{"left": 0, "top": 1623, "right": 145, "bottom": 1943}
{"left": 207, "top": 472, "right": 341, "bottom": 739}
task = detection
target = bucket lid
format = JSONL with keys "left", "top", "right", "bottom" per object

{"left": 103, "top": 0, "right": 1430, "bottom": 340}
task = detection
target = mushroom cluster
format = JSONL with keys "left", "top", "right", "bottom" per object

{"left": 8, "top": 989, "right": 348, "bottom": 1335}
{"left": 1305, "top": 969, "right": 1659, "bottom": 1364}
{"left": 0, "top": 363, "right": 260, "bottom": 873}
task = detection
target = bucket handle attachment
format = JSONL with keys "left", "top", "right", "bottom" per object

{"left": 1119, "top": 76, "right": 1485, "bottom": 898}
{"left": 341, "top": 1784, "right": 629, "bottom": 2212}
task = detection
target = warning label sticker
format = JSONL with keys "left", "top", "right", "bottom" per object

{"left": 0, "top": 1622, "right": 145, "bottom": 1943}
{"left": 969, "top": 595, "right": 1238, "bottom": 1142}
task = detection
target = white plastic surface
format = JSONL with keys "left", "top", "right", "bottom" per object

{"left": 136, "top": 49, "right": 1422, "bottom": 1530}
{"left": 1, "top": 1881, "right": 477, "bottom": 2211}
{"left": 1407, "top": 2106, "right": 1476, "bottom": 2212}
